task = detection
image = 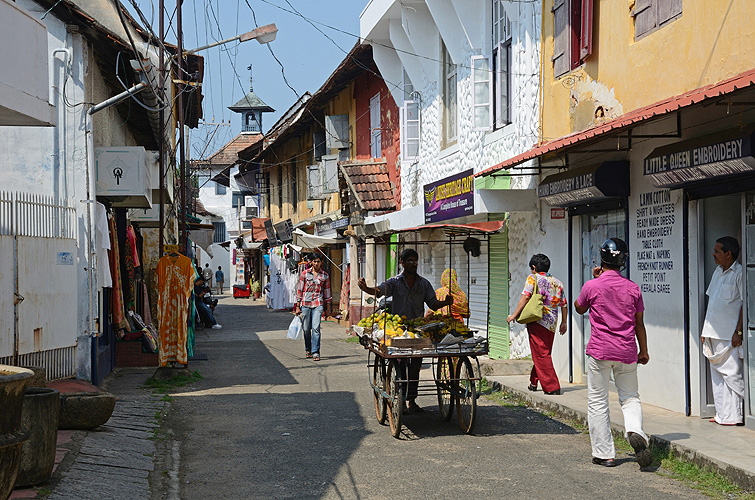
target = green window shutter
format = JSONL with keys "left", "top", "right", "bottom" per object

{"left": 487, "top": 224, "right": 509, "bottom": 359}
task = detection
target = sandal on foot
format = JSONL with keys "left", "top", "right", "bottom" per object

{"left": 527, "top": 384, "right": 537, "bottom": 392}
{"left": 592, "top": 457, "right": 617, "bottom": 467}
{"left": 312, "top": 354, "right": 320, "bottom": 361}
{"left": 306, "top": 352, "right": 312, "bottom": 358}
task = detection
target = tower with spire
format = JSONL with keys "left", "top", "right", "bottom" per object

{"left": 228, "top": 64, "right": 274, "bottom": 134}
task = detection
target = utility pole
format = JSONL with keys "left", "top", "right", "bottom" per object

{"left": 177, "top": 0, "right": 187, "bottom": 252}
{"left": 158, "top": 0, "right": 165, "bottom": 255}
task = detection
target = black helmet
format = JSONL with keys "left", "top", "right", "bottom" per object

{"left": 600, "top": 238, "right": 628, "bottom": 267}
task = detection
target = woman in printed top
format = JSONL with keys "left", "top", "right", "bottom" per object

{"left": 506, "top": 254, "right": 568, "bottom": 395}
{"left": 293, "top": 254, "right": 331, "bottom": 361}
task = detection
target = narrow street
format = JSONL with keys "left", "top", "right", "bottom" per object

{"left": 150, "top": 298, "right": 706, "bottom": 500}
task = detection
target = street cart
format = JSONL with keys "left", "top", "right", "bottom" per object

{"left": 353, "top": 221, "right": 503, "bottom": 438}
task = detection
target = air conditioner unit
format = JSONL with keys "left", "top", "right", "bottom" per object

{"left": 243, "top": 206, "right": 258, "bottom": 220}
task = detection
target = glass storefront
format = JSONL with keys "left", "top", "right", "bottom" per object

{"left": 579, "top": 209, "right": 627, "bottom": 372}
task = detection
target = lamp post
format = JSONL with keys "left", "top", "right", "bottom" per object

{"left": 175, "top": 17, "right": 278, "bottom": 252}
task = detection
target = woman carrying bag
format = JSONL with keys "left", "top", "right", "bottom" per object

{"left": 507, "top": 254, "right": 567, "bottom": 395}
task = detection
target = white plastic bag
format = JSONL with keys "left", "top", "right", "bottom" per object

{"left": 287, "top": 314, "right": 303, "bottom": 340}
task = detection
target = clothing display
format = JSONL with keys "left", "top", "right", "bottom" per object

{"left": 268, "top": 249, "right": 296, "bottom": 310}
{"left": 339, "top": 264, "right": 350, "bottom": 316}
{"left": 108, "top": 215, "right": 129, "bottom": 332}
{"left": 157, "top": 253, "right": 196, "bottom": 366}
{"left": 95, "top": 202, "right": 112, "bottom": 288}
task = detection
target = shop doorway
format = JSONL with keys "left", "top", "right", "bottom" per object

{"left": 579, "top": 209, "right": 627, "bottom": 373}
{"left": 697, "top": 194, "right": 742, "bottom": 418}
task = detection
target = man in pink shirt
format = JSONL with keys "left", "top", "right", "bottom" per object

{"left": 574, "top": 238, "right": 652, "bottom": 469}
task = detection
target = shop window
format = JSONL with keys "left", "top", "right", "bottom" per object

{"left": 441, "top": 41, "right": 457, "bottom": 147}
{"left": 553, "top": 0, "right": 594, "bottom": 78}
{"left": 633, "top": 0, "right": 682, "bottom": 39}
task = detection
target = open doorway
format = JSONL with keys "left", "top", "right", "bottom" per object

{"left": 697, "top": 194, "right": 742, "bottom": 418}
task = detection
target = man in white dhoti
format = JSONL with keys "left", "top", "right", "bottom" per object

{"left": 701, "top": 236, "right": 744, "bottom": 426}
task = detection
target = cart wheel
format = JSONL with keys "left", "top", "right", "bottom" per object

{"left": 435, "top": 357, "right": 455, "bottom": 421}
{"left": 455, "top": 356, "right": 477, "bottom": 434}
{"left": 371, "top": 355, "right": 387, "bottom": 425}
{"left": 385, "top": 359, "right": 404, "bottom": 438}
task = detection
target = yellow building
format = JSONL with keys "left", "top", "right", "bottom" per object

{"left": 477, "top": 0, "right": 755, "bottom": 424}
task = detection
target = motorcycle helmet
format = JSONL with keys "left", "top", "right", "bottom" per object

{"left": 600, "top": 238, "right": 628, "bottom": 267}
{"left": 463, "top": 237, "right": 481, "bottom": 257}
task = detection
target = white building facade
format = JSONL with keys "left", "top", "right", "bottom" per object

{"left": 360, "top": 0, "right": 549, "bottom": 358}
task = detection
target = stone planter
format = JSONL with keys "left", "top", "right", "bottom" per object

{"left": 15, "top": 388, "right": 60, "bottom": 488}
{"left": 58, "top": 392, "right": 116, "bottom": 430}
{"left": 0, "top": 365, "right": 34, "bottom": 500}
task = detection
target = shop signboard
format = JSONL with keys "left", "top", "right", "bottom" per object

{"left": 264, "top": 219, "right": 277, "bottom": 244}
{"left": 423, "top": 169, "right": 475, "bottom": 223}
{"left": 316, "top": 217, "right": 350, "bottom": 237}
{"left": 643, "top": 130, "right": 755, "bottom": 187}
{"left": 274, "top": 219, "right": 294, "bottom": 243}
{"left": 538, "top": 161, "right": 629, "bottom": 206}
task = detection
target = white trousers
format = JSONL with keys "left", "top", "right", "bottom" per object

{"left": 587, "top": 356, "right": 648, "bottom": 459}
{"left": 708, "top": 338, "right": 744, "bottom": 425}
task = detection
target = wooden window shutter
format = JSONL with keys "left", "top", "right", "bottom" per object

{"left": 370, "top": 94, "right": 382, "bottom": 158}
{"left": 325, "top": 114, "right": 349, "bottom": 149}
{"left": 633, "top": 0, "right": 656, "bottom": 38}
{"left": 307, "top": 164, "right": 325, "bottom": 200}
{"left": 321, "top": 154, "right": 339, "bottom": 194}
{"left": 658, "top": 0, "right": 682, "bottom": 25}
{"left": 579, "top": 0, "right": 594, "bottom": 60}
{"left": 552, "top": 0, "right": 569, "bottom": 77}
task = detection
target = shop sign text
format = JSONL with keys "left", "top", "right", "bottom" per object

{"left": 635, "top": 189, "right": 676, "bottom": 294}
{"left": 424, "top": 169, "right": 475, "bottom": 223}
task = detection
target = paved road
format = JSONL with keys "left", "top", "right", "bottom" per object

{"left": 151, "top": 296, "right": 706, "bottom": 500}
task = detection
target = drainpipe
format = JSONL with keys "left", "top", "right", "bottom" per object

{"left": 52, "top": 47, "right": 71, "bottom": 205}
{"left": 84, "top": 111, "right": 97, "bottom": 382}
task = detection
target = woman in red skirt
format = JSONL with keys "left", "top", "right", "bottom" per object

{"left": 507, "top": 254, "right": 568, "bottom": 395}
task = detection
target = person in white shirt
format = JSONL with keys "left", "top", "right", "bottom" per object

{"left": 701, "top": 236, "right": 744, "bottom": 426}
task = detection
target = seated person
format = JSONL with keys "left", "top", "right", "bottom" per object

{"left": 194, "top": 277, "right": 222, "bottom": 330}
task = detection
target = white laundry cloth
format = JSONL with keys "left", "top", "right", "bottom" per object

{"left": 587, "top": 356, "right": 648, "bottom": 460}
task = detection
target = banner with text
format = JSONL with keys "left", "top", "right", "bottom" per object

{"left": 423, "top": 169, "right": 475, "bottom": 223}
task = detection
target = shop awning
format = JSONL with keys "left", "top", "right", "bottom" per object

{"left": 250, "top": 218, "right": 269, "bottom": 241}
{"left": 476, "top": 67, "right": 755, "bottom": 177}
{"left": 538, "top": 161, "right": 629, "bottom": 206}
{"left": 395, "top": 221, "right": 504, "bottom": 236}
{"left": 293, "top": 229, "right": 345, "bottom": 249}
{"left": 643, "top": 127, "right": 755, "bottom": 188}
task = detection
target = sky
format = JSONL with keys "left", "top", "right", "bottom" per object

{"left": 125, "top": 0, "right": 367, "bottom": 161}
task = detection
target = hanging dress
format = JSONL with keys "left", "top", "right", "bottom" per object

{"left": 157, "top": 254, "right": 196, "bottom": 366}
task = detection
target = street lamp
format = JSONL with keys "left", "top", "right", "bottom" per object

{"left": 175, "top": 22, "right": 278, "bottom": 252}
{"left": 183, "top": 24, "right": 278, "bottom": 56}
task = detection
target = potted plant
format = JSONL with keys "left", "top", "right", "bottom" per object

{"left": 251, "top": 280, "right": 261, "bottom": 299}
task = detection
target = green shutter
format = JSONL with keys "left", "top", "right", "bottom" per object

{"left": 488, "top": 224, "right": 509, "bottom": 359}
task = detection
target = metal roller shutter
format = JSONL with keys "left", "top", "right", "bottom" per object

{"left": 487, "top": 224, "right": 509, "bottom": 359}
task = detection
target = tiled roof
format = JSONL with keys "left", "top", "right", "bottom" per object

{"left": 477, "top": 67, "right": 755, "bottom": 177}
{"left": 340, "top": 160, "right": 395, "bottom": 212}
{"left": 201, "top": 133, "right": 263, "bottom": 167}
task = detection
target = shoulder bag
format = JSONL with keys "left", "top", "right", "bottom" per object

{"left": 516, "top": 276, "right": 544, "bottom": 324}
